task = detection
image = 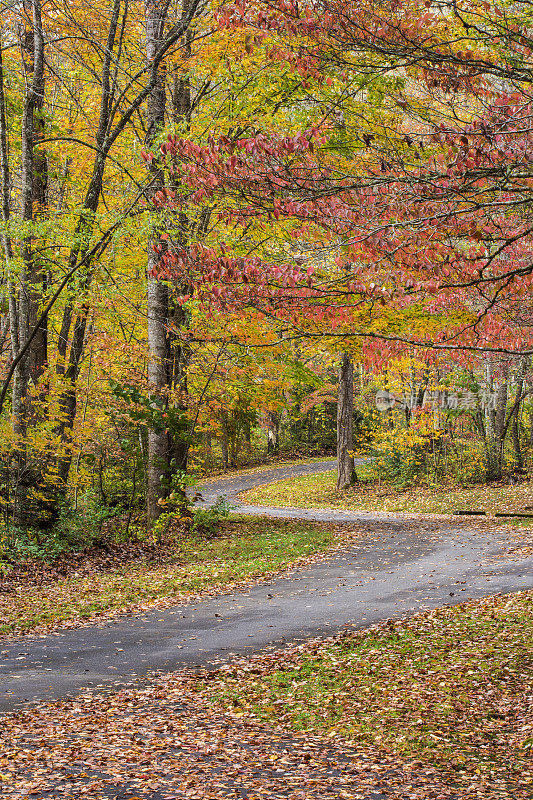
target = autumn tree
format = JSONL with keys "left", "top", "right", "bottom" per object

{"left": 137, "top": 0, "right": 533, "bottom": 486}
{"left": 0, "top": 0, "right": 203, "bottom": 527}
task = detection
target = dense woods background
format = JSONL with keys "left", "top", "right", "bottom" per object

{"left": 2, "top": 0, "right": 533, "bottom": 561}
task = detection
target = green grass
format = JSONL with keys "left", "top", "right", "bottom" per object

{"left": 196, "top": 591, "right": 533, "bottom": 792}
{"left": 0, "top": 516, "right": 336, "bottom": 636}
{"left": 242, "top": 468, "right": 533, "bottom": 518}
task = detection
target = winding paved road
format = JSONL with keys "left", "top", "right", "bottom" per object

{"left": 1, "top": 459, "right": 532, "bottom": 714}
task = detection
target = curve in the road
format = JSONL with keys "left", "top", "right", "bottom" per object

{"left": 1, "top": 459, "right": 532, "bottom": 714}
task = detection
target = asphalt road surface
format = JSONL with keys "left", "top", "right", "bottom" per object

{"left": 1, "top": 458, "right": 532, "bottom": 714}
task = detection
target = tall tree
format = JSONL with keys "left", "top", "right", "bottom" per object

{"left": 145, "top": 0, "right": 194, "bottom": 525}
{"left": 145, "top": 0, "right": 172, "bottom": 524}
{"left": 336, "top": 352, "right": 356, "bottom": 489}
{"left": 8, "top": 0, "right": 48, "bottom": 525}
{"left": 0, "top": 0, "right": 204, "bottom": 527}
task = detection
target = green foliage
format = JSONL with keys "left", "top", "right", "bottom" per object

{"left": 0, "top": 489, "right": 112, "bottom": 565}
{"left": 159, "top": 467, "right": 199, "bottom": 509}
{"left": 110, "top": 382, "right": 192, "bottom": 442}
{"left": 0, "top": 524, "right": 61, "bottom": 566}
{"left": 150, "top": 509, "right": 186, "bottom": 543}
{"left": 191, "top": 496, "right": 234, "bottom": 537}
{"left": 152, "top": 495, "right": 234, "bottom": 542}
{"left": 54, "top": 490, "right": 114, "bottom": 550}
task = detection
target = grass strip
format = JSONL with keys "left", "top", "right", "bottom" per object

{"left": 0, "top": 516, "right": 336, "bottom": 637}
{"left": 242, "top": 468, "right": 533, "bottom": 520}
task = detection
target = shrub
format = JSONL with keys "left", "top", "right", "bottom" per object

{"left": 367, "top": 423, "right": 438, "bottom": 487}
{"left": 53, "top": 490, "right": 115, "bottom": 550}
{"left": 191, "top": 496, "right": 234, "bottom": 537}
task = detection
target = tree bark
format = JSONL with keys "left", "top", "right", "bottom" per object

{"left": 511, "top": 388, "right": 523, "bottom": 471}
{"left": 336, "top": 352, "right": 356, "bottom": 490}
{"left": 484, "top": 362, "right": 501, "bottom": 480}
{"left": 145, "top": 0, "right": 170, "bottom": 526}
{"left": 22, "top": 0, "right": 48, "bottom": 389}
{"left": 0, "top": 33, "right": 17, "bottom": 373}
{"left": 146, "top": 0, "right": 193, "bottom": 526}
{"left": 506, "top": 357, "right": 529, "bottom": 472}
{"left": 267, "top": 410, "right": 280, "bottom": 454}
{"left": 11, "top": 0, "right": 49, "bottom": 527}
{"left": 487, "top": 378, "right": 508, "bottom": 481}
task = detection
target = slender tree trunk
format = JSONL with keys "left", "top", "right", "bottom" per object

{"left": 336, "top": 352, "right": 356, "bottom": 489}
{"left": 0, "top": 31, "right": 24, "bottom": 524}
{"left": 511, "top": 392, "right": 523, "bottom": 471}
{"left": 146, "top": 0, "right": 193, "bottom": 526}
{"left": 507, "top": 357, "right": 529, "bottom": 472}
{"left": 11, "top": 0, "right": 49, "bottom": 527}
{"left": 147, "top": 277, "right": 172, "bottom": 521}
{"left": 22, "top": 0, "right": 48, "bottom": 389}
{"left": 530, "top": 407, "right": 533, "bottom": 466}
{"left": 220, "top": 411, "right": 229, "bottom": 469}
{"left": 267, "top": 411, "right": 280, "bottom": 454}
{"left": 229, "top": 418, "right": 238, "bottom": 467}
{"left": 484, "top": 362, "right": 500, "bottom": 481}
{"left": 146, "top": 0, "right": 170, "bottom": 526}
{"left": 168, "top": 241, "right": 191, "bottom": 471}
{"left": 244, "top": 417, "right": 252, "bottom": 455}
{"left": 494, "top": 378, "right": 508, "bottom": 471}
{"left": 0, "top": 34, "right": 17, "bottom": 374}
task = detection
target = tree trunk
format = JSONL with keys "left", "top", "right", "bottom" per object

{"left": 168, "top": 257, "right": 190, "bottom": 472}
{"left": 494, "top": 378, "right": 508, "bottom": 470}
{"left": 0, "top": 33, "right": 20, "bottom": 416}
{"left": 145, "top": 0, "right": 193, "bottom": 526}
{"left": 336, "top": 352, "right": 356, "bottom": 490}
{"left": 22, "top": 0, "right": 48, "bottom": 390}
{"left": 530, "top": 408, "right": 533, "bottom": 466}
{"left": 12, "top": 0, "right": 49, "bottom": 527}
{"left": 511, "top": 391, "right": 523, "bottom": 471}
{"left": 267, "top": 411, "right": 280, "bottom": 454}
{"left": 244, "top": 417, "right": 252, "bottom": 455}
{"left": 507, "top": 358, "right": 529, "bottom": 472}
{"left": 220, "top": 411, "right": 229, "bottom": 470}
{"left": 147, "top": 279, "right": 171, "bottom": 523}
{"left": 484, "top": 362, "right": 502, "bottom": 481}
{"left": 146, "top": 0, "right": 170, "bottom": 526}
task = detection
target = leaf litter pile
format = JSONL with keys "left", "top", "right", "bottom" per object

{"left": 2, "top": 592, "right": 531, "bottom": 800}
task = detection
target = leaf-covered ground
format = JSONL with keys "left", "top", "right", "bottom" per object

{"left": 0, "top": 516, "right": 342, "bottom": 638}
{"left": 191, "top": 591, "right": 533, "bottom": 798}
{"left": 1, "top": 592, "right": 530, "bottom": 799}
{"left": 242, "top": 469, "right": 533, "bottom": 518}
{"left": 0, "top": 683, "right": 463, "bottom": 800}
